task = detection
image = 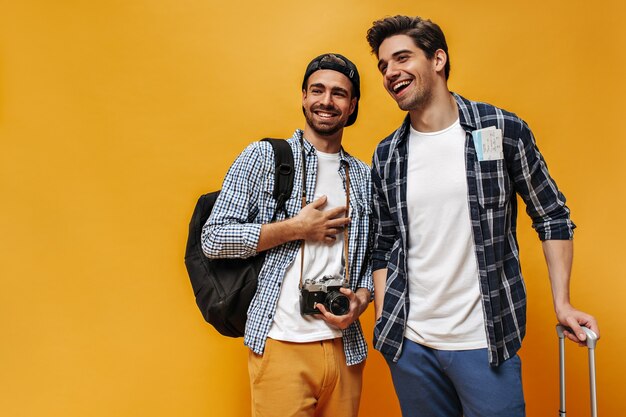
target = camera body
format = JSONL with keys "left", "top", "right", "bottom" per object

{"left": 300, "top": 275, "right": 350, "bottom": 316}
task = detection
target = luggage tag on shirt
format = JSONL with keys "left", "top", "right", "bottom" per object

{"left": 472, "top": 127, "right": 504, "bottom": 161}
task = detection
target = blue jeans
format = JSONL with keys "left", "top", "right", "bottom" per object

{"left": 385, "top": 339, "right": 525, "bottom": 417}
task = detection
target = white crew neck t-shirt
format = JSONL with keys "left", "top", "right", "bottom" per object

{"left": 404, "top": 119, "right": 487, "bottom": 350}
{"left": 267, "top": 149, "right": 345, "bottom": 342}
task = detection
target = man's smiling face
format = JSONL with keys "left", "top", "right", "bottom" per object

{"left": 302, "top": 69, "right": 356, "bottom": 137}
{"left": 377, "top": 34, "right": 438, "bottom": 111}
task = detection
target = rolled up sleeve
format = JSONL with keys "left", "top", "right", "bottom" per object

{"left": 511, "top": 121, "right": 576, "bottom": 241}
{"left": 201, "top": 142, "right": 267, "bottom": 258}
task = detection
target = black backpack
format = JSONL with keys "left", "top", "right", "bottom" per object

{"left": 185, "top": 138, "right": 294, "bottom": 337}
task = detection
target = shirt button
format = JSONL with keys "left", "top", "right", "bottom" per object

{"left": 268, "top": 314, "right": 273, "bottom": 319}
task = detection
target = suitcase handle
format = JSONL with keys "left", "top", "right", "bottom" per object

{"left": 556, "top": 324, "right": 598, "bottom": 348}
{"left": 556, "top": 324, "right": 599, "bottom": 417}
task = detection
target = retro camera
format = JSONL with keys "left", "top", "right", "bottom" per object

{"left": 300, "top": 275, "right": 350, "bottom": 316}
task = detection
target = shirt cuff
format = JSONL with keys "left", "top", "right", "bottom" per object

{"left": 242, "top": 223, "right": 263, "bottom": 256}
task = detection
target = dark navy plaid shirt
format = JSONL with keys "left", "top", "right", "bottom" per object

{"left": 202, "top": 130, "right": 373, "bottom": 365}
{"left": 371, "top": 93, "right": 575, "bottom": 366}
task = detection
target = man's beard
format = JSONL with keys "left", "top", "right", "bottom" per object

{"left": 394, "top": 76, "right": 433, "bottom": 112}
{"left": 303, "top": 105, "right": 346, "bottom": 136}
{"left": 397, "top": 87, "right": 432, "bottom": 111}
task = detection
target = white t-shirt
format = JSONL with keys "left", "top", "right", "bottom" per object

{"left": 267, "top": 149, "right": 345, "bottom": 342}
{"left": 404, "top": 119, "right": 487, "bottom": 350}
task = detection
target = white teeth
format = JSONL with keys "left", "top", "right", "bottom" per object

{"left": 318, "top": 112, "right": 333, "bottom": 117}
{"left": 393, "top": 80, "right": 411, "bottom": 92}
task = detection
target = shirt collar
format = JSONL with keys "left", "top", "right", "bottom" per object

{"left": 294, "top": 129, "right": 351, "bottom": 165}
{"left": 390, "top": 92, "right": 476, "bottom": 153}
{"left": 452, "top": 92, "right": 477, "bottom": 131}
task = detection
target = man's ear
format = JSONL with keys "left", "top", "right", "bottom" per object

{"left": 349, "top": 97, "right": 357, "bottom": 115}
{"left": 302, "top": 88, "right": 307, "bottom": 105}
{"left": 433, "top": 49, "right": 447, "bottom": 74}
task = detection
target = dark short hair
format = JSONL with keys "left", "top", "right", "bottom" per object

{"left": 366, "top": 15, "right": 450, "bottom": 80}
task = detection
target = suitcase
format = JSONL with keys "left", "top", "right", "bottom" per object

{"left": 556, "top": 324, "right": 599, "bottom": 417}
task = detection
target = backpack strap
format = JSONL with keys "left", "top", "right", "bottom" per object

{"left": 261, "top": 138, "right": 295, "bottom": 218}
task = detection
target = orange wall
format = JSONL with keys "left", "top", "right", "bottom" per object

{"left": 1, "top": 1, "right": 624, "bottom": 416}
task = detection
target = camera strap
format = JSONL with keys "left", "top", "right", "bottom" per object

{"left": 298, "top": 138, "right": 350, "bottom": 290}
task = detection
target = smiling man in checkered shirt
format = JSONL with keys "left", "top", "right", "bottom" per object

{"left": 366, "top": 15, "right": 599, "bottom": 417}
{"left": 202, "top": 53, "right": 372, "bottom": 417}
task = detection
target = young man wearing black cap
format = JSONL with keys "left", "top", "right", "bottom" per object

{"left": 202, "top": 53, "right": 372, "bottom": 417}
{"left": 365, "top": 15, "right": 599, "bottom": 417}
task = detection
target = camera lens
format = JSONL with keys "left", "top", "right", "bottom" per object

{"left": 326, "top": 291, "right": 350, "bottom": 316}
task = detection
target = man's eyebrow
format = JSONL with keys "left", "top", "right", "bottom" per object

{"left": 308, "top": 83, "right": 349, "bottom": 95}
{"left": 331, "top": 86, "right": 349, "bottom": 95}
{"left": 378, "top": 49, "right": 413, "bottom": 70}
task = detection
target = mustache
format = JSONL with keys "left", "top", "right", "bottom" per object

{"left": 311, "top": 104, "right": 340, "bottom": 114}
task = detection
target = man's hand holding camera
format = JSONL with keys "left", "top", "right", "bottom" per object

{"left": 315, "top": 287, "right": 371, "bottom": 330}
{"left": 259, "top": 192, "right": 371, "bottom": 329}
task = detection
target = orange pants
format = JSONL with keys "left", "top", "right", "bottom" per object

{"left": 247, "top": 338, "right": 364, "bottom": 417}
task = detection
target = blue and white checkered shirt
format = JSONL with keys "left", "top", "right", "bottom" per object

{"left": 372, "top": 93, "right": 575, "bottom": 366}
{"left": 202, "top": 129, "right": 373, "bottom": 365}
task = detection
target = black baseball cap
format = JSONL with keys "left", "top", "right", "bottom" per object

{"left": 301, "top": 53, "right": 361, "bottom": 127}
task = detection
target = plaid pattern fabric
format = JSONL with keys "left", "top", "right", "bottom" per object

{"left": 202, "top": 129, "right": 373, "bottom": 366}
{"left": 371, "top": 93, "right": 575, "bottom": 366}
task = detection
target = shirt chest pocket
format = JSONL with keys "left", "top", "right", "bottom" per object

{"left": 475, "top": 159, "right": 511, "bottom": 209}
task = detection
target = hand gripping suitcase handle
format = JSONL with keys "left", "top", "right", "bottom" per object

{"left": 556, "top": 324, "right": 599, "bottom": 417}
{"left": 556, "top": 324, "right": 598, "bottom": 348}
